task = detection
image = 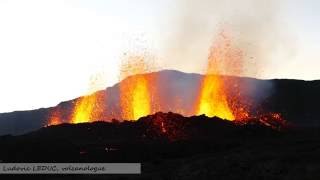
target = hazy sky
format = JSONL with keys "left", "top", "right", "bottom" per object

{"left": 0, "top": 0, "right": 319, "bottom": 112}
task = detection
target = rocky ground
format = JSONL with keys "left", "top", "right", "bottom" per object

{"left": 0, "top": 112, "right": 320, "bottom": 180}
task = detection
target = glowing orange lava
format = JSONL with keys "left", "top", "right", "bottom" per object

{"left": 71, "top": 95, "right": 97, "bottom": 123}
{"left": 46, "top": 30, "right": 287, "bottom": 130}
{"left": 48, "top": 108, "right": 62, "bottom": 126}
{"left": 71, "top": 74, "right": 106, "bottom": 123}
{"left": 195, "top": 31, "right": 244, "bottom": 120}
{"left": 119, "top": 56, "right": 154, "bottom": 120}
{"left": 196, "top": 75, "right": 235, "bottom": 120}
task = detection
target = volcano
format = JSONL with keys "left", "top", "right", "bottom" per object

{"left": 0, "top": 70, "right": 320, "bottom": 180}
{"left": 0, "top": 70, "right": 319, "bottom": 136}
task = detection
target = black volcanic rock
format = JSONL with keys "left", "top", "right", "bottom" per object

{"left": 1, "top": 113, "right": 320, "bottom": 180}
{"left": 0, "top": 112, "right": 281, "bottom": 162}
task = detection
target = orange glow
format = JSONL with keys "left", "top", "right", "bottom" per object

{"left": 234, "top": 112, "right": 287, "bottom": 130}
{"left": 119, "top": 56, "right": 154, "bottom": 120}
{"left": 71, "top": 95, "right": 97, "bottom": 123}
{"left": 195, "top": 31, "right": 244, "bottom": 120}
{"left": 71, "top": 74, "right": 106, "bottom": 123}
{"left": 196, "top": 75, "right": 235, "bottom": 120}
{"left": 48, "top": 108, "right": 62, "bottom": 126}
{"left": 45, "top": 29, "right": 287, "bottom": 129}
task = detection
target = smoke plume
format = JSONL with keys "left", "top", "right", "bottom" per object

{"left": 163, "top": 0, "right": 293, "bottom": 78}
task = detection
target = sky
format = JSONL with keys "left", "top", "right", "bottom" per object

{"left": 0, "top": 0, "right": 319, "bottom": 113}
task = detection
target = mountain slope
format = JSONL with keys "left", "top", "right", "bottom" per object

{"left": 0, "top": 70, "right": 319, "bottom": 135}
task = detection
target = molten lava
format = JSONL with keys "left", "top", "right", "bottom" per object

{"left": 120, "top": 56, "right": 154, "bottom": 120}
{"left": 48, "top": 108, "right": 62, "bottom": 126}
{"left": 195, "top": 31, "right": 244, "bottom": 120}
{"left": 120, "top": 75, "right": 151, "bottom": 120}
{"left": 71, "top": 74, "right": 106, "bottom": 123}
{"left": 46, "top": 30, "right": 287, "bottom": 131}
{"left": 71, "top": 95, "right": 97, "bottom": 123}
{"left": 197, "top": 75, "right": 235, "bottom": 120}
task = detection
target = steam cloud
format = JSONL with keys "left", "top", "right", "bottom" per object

{"left": 163, "top": 0, "right": 294, "bottom": 78}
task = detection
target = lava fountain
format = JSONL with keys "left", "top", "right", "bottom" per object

{"left": 71, "top": 74, "right": 106, "bottom": 123}
{"left": 119, "top": 55, "right": 155, "bottom": 120}
{"left": 196, "top": 31, "right": 244, "bottom": 120}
